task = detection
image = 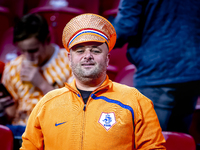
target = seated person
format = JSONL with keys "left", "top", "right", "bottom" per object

{"left": 2, "top": 13, "right": 73, "bottom": 136}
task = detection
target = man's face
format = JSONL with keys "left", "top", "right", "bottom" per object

{"left": 68, "top": 42, "right": 110, "bottom": 81}
{"left": 17, "top": 37, "right": 46, "bottom": 66}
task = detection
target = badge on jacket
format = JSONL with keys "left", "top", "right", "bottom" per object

{"left": 98, "top": 112, "right": 116, "bottom": 131}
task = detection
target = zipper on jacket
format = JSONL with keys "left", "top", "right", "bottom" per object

{"left": 81, "top": 106, "right": 86, "bottom": 150}
{"left": 77, "top": 93, "right": 86, "bottom": 150}
{"left": 83, "top": 104, "right": 86, "bottom": 111}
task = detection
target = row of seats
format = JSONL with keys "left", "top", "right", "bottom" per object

{"left": 0, "top": 0, "right": 120, "bottom": 45}
{"left": 0, "top": 0, "right": 129, "bottom": 82}
{"left": 26, "top": 0, "right": 120, "bottom": 49}
{"left": 0, "top": 0, "right": 120, "bottom": 19}
{"left": 0, "top": 124, "right": 196, "bottom": 150}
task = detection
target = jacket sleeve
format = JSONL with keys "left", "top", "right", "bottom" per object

{"left": 111, "top": 0, "right": 146, "bottom": 48}
{"left": 20, "top": 101, "right": 44, "bottom": 150}
{"left": 1, "top": 62, "right": 19, "bottom": 101}
{"left": 133, "top": 91, "right": 166, "bottom": 149}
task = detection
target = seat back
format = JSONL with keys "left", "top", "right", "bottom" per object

{"left": 162, "top": 131, "right": 196, "bottom": 150}
{"left": 107, "top": 64, "right": 119, "bottom": 81}
{"left": 189, "top": 108, "right": 200, "bottom": 147}
{"left": 109, "top": 43, "right": 131, "bottom": 72}
{"left": 38, "top": 0, "right": 99, "bottom": 14}
{"left": 0, "top": 125, "right": 13, "bottom": 150}
{"left": 114, "top": 64, "right": 136, "bottom": 87}
{"left": 23, "top": 0, "right": 42, "bottom": 14}
{"left": 99, "top": 0, "right": 120, "bottom": 16}
{"left": 0, "top": 27, "right": 21, "bottom": 63}
{"left": 0, "top": 6, "right": 12, "bottom": 42}
{"left": 30, "top": 6, "right": 85, "bottom": 48}
{"left": 0, "top": 0, "right": 24, "bottom": 19}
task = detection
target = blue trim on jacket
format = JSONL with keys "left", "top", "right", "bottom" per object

{"left": 91, "top": 94, "right": 134, "bottom": 121}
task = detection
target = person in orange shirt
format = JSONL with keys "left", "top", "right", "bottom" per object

{"left": 20, "top": 13, "right": 166, "bottom": 150}
{"left": 2, "top": 13, "right": 73, "bottom": 138}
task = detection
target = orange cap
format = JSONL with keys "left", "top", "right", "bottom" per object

{"left": 62, "top": 13, "right": 116, "bottom": 52}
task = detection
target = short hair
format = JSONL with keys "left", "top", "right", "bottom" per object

{"left": 13, "top": 13, "right": 50, "bottom": 44}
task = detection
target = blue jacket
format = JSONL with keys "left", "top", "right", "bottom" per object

{"left": 111, "top": 0, "right": 200, "bottom": 86}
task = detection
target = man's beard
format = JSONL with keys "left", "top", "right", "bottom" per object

{"left": 71, "top": 60, "right": 107, "bottom": 82}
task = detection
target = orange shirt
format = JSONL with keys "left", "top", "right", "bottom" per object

{"left": 21, "top": 76, "right": 166, "bottom": 150}
{"left": 2, "top": 45, "right": 73, "bottom": 125}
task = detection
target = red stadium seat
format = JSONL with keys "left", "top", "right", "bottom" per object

{"left": 0, "top": 0, "right": 24, "bottom": 19}
{"left": 0, "top": 6, "right": 12, "bottom": 42}
{"left": 29, "top": 6, "right": 85, "bottom": 48}
{"left": 0, "top": 27, "right": 21, "bottom": 63}
{"left": 0, "top": 61, "right": 5, "bottom": 79}
{"left": 108, "top": 44, "right": 133, "bottom": 81}
{"left": 107, "top": 64, "right": 119, "bottom": 81}
{"left": 102, "top": 8, "right": 118, "bottom": 19}
{"left": 0, "top": 125, "right": 14, "bottom": 150}
{"left": 189, "top": 107, "right": 200, "bottom": 148}
{"left": 99, "top": 0, "right": 120, "bottom": 17}
{"left": 23, "top": 0, "right": 42, "bottom": 14}
{"left": 109, "top": 43, "right": 131, "bottom": 72}
{"left": 37, "top": 0, "right": 99, "bottom": 14}
{"left": 114, "top": 64, "right": 136, "bottom": 87}
{"left": 0, "top": 61, "right": 5, "bottom": 74}
{"left": 162, "top": 131, "right": 196, "bottom": 150}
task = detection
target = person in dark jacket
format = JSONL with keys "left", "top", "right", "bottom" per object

{"left": 111, "top": 0, "right": 200, "bottom": 134}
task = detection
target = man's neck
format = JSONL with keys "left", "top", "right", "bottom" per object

{"left": 75, "top": 75, "right": 106, "bottom": 91}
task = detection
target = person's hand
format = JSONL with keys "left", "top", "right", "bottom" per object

{"left": 0, "top": 85, "right": 13, "bottom": 103}
{"left": 20, "top": 62, "right": 54, "bottom": 94}
{"left": 0, "top": 91, "right": 12, "bottom": 103}
{"left": 20, "top": 62, "right": 43, "bottom": 87}
{"left": 0, "top": 91, "right": 16, "bottom": 124}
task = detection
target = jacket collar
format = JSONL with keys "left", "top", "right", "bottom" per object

{"left": 64, "top": 75, "right": 112, "bottom": 95}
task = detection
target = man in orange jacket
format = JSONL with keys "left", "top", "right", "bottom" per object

{"left": 20, "top": 13, "right": 166, "bottom": 150}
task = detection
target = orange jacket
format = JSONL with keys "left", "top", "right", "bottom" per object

{"left": 21, "top": 76, "right": 166, "bottom": 150}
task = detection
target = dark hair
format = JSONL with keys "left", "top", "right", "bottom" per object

{"left": 13, "top": 13, "right": 50, "bottom": 44}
